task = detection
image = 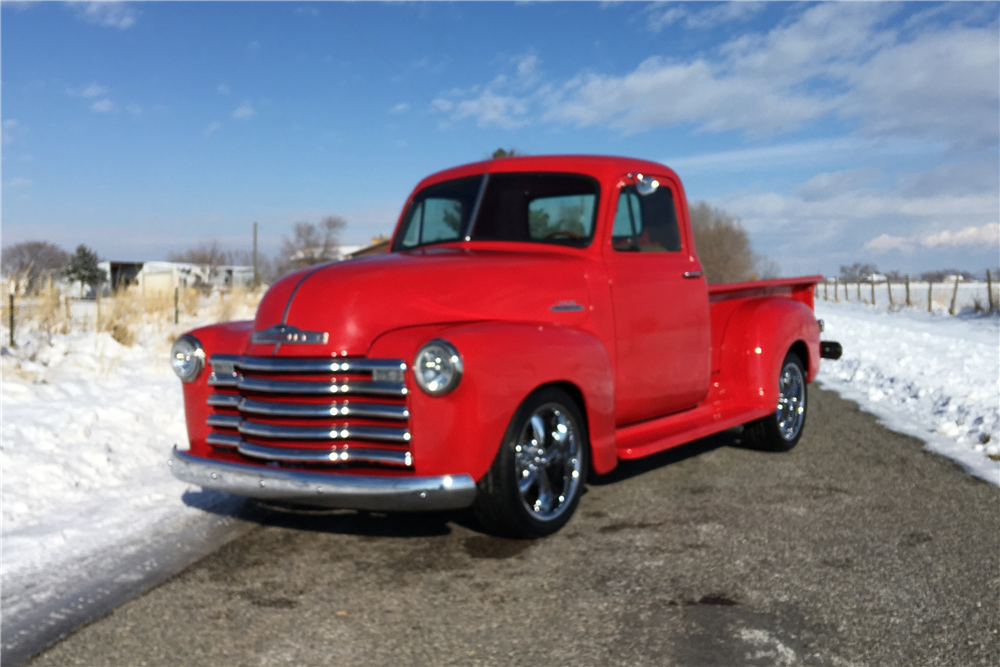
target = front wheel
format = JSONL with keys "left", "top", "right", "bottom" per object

{"left": 743, "top": 351, "right": 808, "bottom": 452}
{"left": 473, "top": 387, "right": 588, "bottom": 538}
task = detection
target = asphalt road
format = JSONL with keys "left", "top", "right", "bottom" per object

{"left": 28, "top": 386, "right": 1000, "bottom": 666}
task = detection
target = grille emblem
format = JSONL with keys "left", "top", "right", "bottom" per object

{"left": 252, "top": 324, "right": 329, "bottom": 345}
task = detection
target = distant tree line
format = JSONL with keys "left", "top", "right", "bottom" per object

{"left": 838, "top": 263, "right": 984, "bottom": 282}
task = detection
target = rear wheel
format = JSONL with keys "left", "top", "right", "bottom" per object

{"left": 474, "top": 387, "right": 588, "bottom": 538}
{"left": 744, "top": 351, "right": 807, "bottom": 452}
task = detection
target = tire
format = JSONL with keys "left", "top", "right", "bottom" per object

{"left": 473, "top": 387, "right": 588, "bottom": 538}
{"left": 743, "top": 351, "right": 808, "bottom": 452}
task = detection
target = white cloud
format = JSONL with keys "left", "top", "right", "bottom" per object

{"left": 1, "top": 119, "right": 17, "bottom": 145}
{"left": 389, "top": 103, "right": 410, "bottom": 114}
{"left": 794, "top": 168, "right": 882, "bottom": 202}
{"left": 232, "top": 104, "right": 254, "bottom": 119}
{"left": 73, "top": 2, "right": 137, "bottom": 29}
{"left": 864, "top": 223, "right": 1000, "bottom": 254}
{"left": 453, "top": 90, "right": 530, "bottom": 130}
{"left": 203, "top": 121, "right": 221, "bottom": 138}
{"left": 80, "top": 82, "right": 108, "bottom": 98}
{"left": 863, "top": 234, "right": 916, "bottom": 254}
{"left": 217, "top": 84, "right": 231, "bottom": 95}
{"left": 4, "top": 178, "right": 33, "bottom": 189}
{"left": 435, "top": 4, "right": 996, "bottom": 151}
{"left": 648, "top": 2, "right": 766, "bottom": 32}
{"left": 91, "top": 98, "right": 114, "bottom": 113}
{"left": 921, "top": 223, "right": 1000, "bottom": 249}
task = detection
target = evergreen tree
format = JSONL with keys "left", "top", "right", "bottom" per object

{"left": 64, "top": 244, "right": 106, "bottom": 297}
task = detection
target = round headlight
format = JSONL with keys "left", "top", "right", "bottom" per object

{"left": 414, "top": 339, "right": 463, "bottom": 396}
{"left": 170, "top": 334, "right": 205, "bottom": 383}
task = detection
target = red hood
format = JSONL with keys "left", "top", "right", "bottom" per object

{"left": 250, "top": 245, "right": 593, "bottom": 357}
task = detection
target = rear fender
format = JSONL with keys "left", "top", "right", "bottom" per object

{"left": 717, "top": 299, "right": 820, "bottom": 412}
{"left": 369, "top": 322, "right": 617, "bottom": 480}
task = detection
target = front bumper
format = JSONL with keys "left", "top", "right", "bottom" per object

{"left": 169, "top": 448, "right": 477, "bottom": 512}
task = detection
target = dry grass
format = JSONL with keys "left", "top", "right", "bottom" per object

{"left": 97, "top": 289, "right": 142, "bottom": 347}
{"left": 181, "top": 288, "right": 200, "bottom": 316}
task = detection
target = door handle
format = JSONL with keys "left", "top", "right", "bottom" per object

{"left": 682, "top": 270, "right": 703, "bottom": 279}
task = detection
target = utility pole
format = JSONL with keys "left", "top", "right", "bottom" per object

{"left": 252, "top": 221, "right": 259, "bottom": 288}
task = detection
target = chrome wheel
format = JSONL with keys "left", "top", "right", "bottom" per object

{"left": 513, "top": 402, "right": 583, "bottom": 522}
{"left": 776, "top": 360, "right": 806, "bottom": 441}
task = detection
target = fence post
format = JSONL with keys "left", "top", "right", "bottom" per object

{"left": 949, "top": 276, "right": 960, "bottom": 315}
{"left": 834, "top": 278, "right": 839, "bottom": 302}
{"left": 856, "top": 281, "right": 861, "bottom": 301}
{"left": 928, "top": 281, "right": 933, "bottom": 313}
{"left": 887, "top": 279, "right": 893, "bottom": 307}
{"left": 870, "top": 276, "right": 875, "bottom": 306}
{"left": 96, "top": 296, "right": 101, "bottom": 331}
{"left": 174, "top": 286, "right": 180, "bottom": 325}
{"left": 823, "top": 280, "right": 827, "bottom": 301}
{"left": 8, "top": 292, "right": 14, "bottom": 348}
{"left": 988, "top": 270, "right": 995, "bottom": 312}
{"left": 905, "top": 275, "right": 911, "bottom": 307}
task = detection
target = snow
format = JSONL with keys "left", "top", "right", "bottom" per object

{"left": 1, "top": 289, "right": 996, "bottom": 652}
{"left": 1, "top": 294, "right": 258, "bottom": 657}
{"left": 814, "top": 299, "right": 1000, "bottom": 486}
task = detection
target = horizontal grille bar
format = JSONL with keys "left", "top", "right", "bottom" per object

{"left": 239, "top": 420, "right": 410, "bottom": 444}
{"left": 207, "top": 394, "right": 241, "bottom": 408}
{"left": 208, "top": 372, "right": 240, "bottom": 387}
{"left": 207, "top": 432, "right": 242, "bottom": 449}
{"left": 207, "top": 414, "right": 242, "bottom": 429}
{"left": 236, "top": 357, "right": 407, "bottom": 374}
{"left": 238, "top": 442, "right": 412, "bottom": 468}
{"left": 239, "top": 398, "right": 409, "bottom": 421}
{"left": 239, "top": 377, "right": 407, "bottom": 397}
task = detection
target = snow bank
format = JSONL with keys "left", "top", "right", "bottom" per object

{"left": 814, "top": 300, "right": 1000, "bottom": 486}
{"left": 1, "top": 296, "right": 258, "bottom": 618}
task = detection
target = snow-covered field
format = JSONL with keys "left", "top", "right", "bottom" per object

{"left": 1, "top": 294, "right": 259, "bottom": 659}
{"left": 814, "top": 300, "right": 999, "bottom": 484}
{"left": 1, "top": 292, "right": 997, "bottom": 655}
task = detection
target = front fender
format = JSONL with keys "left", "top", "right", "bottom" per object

{"left": 178, "top": 320, "right": 254, "bottom": 456}
{"left": 717, "top": 299, "right": 820, "bottom": 412}
{"left": 369, "top": 322, "right": 617, "bottom": 481}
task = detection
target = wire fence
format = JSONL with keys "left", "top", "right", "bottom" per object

{"left": 818, "top": 273, "right": 998, "bottom": 315}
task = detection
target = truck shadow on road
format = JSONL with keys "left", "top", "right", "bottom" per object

{"left": 589, "top": 426, "right": 742, "bottom": 486}
{"left": 180, "top": 426, "right": 747, "bottom": 539}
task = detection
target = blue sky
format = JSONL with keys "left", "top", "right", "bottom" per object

{"left": 2, "top": 1, "right": 998, "bottom": 276}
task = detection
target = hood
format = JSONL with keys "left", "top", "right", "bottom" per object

{"left": 250, "top": 246, "right": 593, "bottom": 357}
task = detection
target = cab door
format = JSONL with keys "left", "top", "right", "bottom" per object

{"left": 603, "top": 174, "right": 710, "bottom": 425}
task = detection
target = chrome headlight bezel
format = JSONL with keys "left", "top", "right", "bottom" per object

{"left": 413, "top": 339, "right": 463, "bottom": 396}
{"left": 170, "top": 334, "right": 205, "bottom": 383}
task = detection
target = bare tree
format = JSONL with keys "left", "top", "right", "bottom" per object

{"left": 280, "top": 215, "right": 347, "bottom": 273}
{"left": 689, "top": 202, "right": 768, "bottom": 283}
{"left": 167, "top": 240, "right": 229, "bottom": 287}
{"left": 1, "top": 241, "right": 70, "bottom": 293}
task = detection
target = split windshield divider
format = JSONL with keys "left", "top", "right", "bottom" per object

{"left": 463, "top": 174, "right": 490, "bottom": 241}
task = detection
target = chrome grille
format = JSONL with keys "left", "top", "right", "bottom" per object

{"left": 204, "top": 355, "right": 412, "bottom": 468}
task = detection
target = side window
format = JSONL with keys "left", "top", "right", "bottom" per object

{"left": 611, "top": 183, "right": 681, "bottom": 252}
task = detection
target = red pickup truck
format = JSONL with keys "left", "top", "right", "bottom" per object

{"left": 169, "top": 155, "right": 839, "bottom": 537}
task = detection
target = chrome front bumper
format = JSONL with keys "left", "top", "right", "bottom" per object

{"left": 169, "top": 448, "right": 477, "bottom": 512}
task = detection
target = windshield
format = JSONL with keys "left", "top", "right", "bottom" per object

{"left": 393, "top": 172, "right": 599, "bottom": 251}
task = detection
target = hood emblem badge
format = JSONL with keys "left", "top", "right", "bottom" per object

{"left": 252, "top": 324, "right": 329, "bottom": 345}
{"left": 550, "top": 300, "right": 584, "bottom": 313}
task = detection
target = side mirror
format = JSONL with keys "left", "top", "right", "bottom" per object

{"left": 634, "top": 173, "right": 660, "bottom": 196}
